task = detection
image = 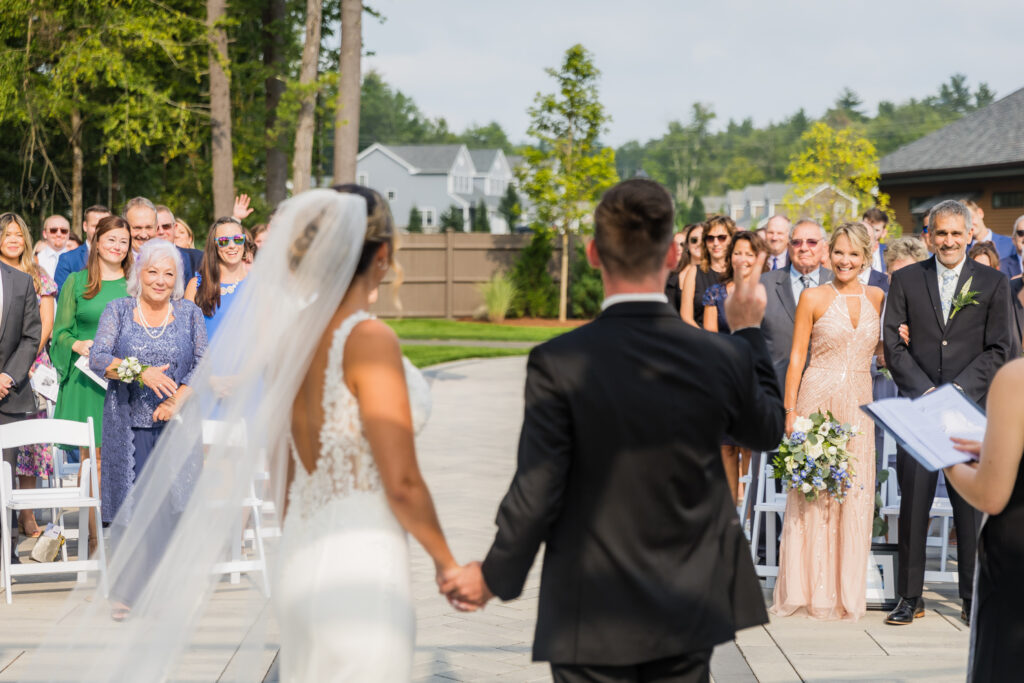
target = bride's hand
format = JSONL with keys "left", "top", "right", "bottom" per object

{"left": 785, "top": 411, "right": 795, "bottom": 435}
{"left": 436, "top": 564, "right": 479, "bottom": 612}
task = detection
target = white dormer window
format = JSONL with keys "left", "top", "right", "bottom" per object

{"left": 357, "top": 172, "right": 369, "bottom": 186}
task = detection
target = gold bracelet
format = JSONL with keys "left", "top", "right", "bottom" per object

{"left": 784, "top": 408, "right": 794, "bottom": 414}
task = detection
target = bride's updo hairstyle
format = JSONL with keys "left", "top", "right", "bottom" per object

{"left": 332, "top": 184, "right": 403, "bottom": 299}
{"left": 829, "top": 222, "right": 873, "bottom": 270}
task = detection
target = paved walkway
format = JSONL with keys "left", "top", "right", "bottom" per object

{"left": 0, "top": 356, "right": 971, "bottom": 681}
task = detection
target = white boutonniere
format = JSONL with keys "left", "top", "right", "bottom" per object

{"left": 949, "top": 276, "right": 979, "bottom": 319}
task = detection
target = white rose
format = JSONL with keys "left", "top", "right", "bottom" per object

{"left": 806, "top": 441, "right": 823, "bottom": 458}
{"left": 801, "top": 483, "right": 812, "bottom": 493}
{"left": 839, "top": 461, "right": 848, "bottom": 471}
{"left": 786, "top": 459, "right": 795, "bottom": 473}
{"left": 818, "top": 423, "right": 830, "bottom": 436}
{"left": 827, "top": 446, "right": 838, "bottom": 456}
{"left": 793, "top": 417, "right": 813, "bottom": 433}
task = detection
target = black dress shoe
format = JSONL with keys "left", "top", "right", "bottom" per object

{"left": 885, "top": 597, "right": 925, "bottom": 625}
{"left": 961, "top": 598, "right": 972, "bottom": 625}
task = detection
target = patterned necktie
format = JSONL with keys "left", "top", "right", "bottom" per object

{"left": 940, "top": 270, "right": 957, "bottom": 323}
{"left": 800, "top": 275, "right": 813, "bottom": 290}
{"left": 771, "top": 256, "right": 779, "bottom": 270}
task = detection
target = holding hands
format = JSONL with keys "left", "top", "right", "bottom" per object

{"left": 437, "top": 561, "right": 494, "bottom": 612}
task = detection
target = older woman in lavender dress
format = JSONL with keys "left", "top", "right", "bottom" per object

{"left": 90, "top": 239, "right": 206, "bottom": 618}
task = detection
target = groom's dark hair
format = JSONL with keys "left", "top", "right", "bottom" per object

{"left": 593, "top": 178, "right": 675, "bottom": 278}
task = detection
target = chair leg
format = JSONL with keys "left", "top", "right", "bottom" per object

{"left": 230, "top": 515, "right": 242, "bottom": 585}
{"left": 1, "top": 506, "right": 12, "bottom": 605}
{"left": 78, "top": 500, "right": 90, "bottom": 583}
{"left": 94, "top": 504, "right": 109, "bottom": 599}
{"left": 767, "top": 513, "right": 777, "bottom": 568}
{"left": 250, "top": 499, "right": 270, "bottom": 596}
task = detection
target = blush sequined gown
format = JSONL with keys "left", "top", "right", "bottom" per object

{"left": 771, "top": 285, "right": 879, "bottom": 621}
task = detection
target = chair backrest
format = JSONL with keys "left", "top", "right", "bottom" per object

{"left": 762, "top": 460, "right": 786, "bottom": 505}
{"left": 0, "top": 417, "right": 94, "bottom": 451}
{"left": 886, "top": 466, "right": 899, "bottom": 506}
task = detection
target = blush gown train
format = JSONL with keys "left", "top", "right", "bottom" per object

{"left": 272, "top": 310, "right": 431, "bottom": 681}
{"left": 771, "top": 284, "right": 878, "bottom": 621}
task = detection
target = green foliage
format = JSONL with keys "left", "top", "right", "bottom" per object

{"left": 439, "top": 205, "right": 464, "bottom": 232}
{"left": 386, "top": 318, "right": 570, "bottom": 342}
{"left": 477, "top": 272, "right": 518, "bottom": 322}
{"left": 568, "top": 242, "right": 602, "bottom": 318}
{"left": 401, "top": 345, "right": 528, "bottom": 368}
{"left": 407, "top": 204, "right": 423, "bottom": 233}
{"left": 686, "top": 195, "right": 706, "bottom": 225}
{"left": 509, "top": 231, "right": 558, "bottom": 318}
{"left": 498, "top": 184, "right": 522, "bottom": 229}
{"left": 471, "top": 200, "right": 491, "bottom": 233}
{"left": 458, "top": 122, "right": 513, "bottom": 153}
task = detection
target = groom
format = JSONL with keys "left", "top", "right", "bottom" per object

{"left": 882, "top": 199, "right": 1014, "bottom": 626}
{"left": 442, "top": 179, "right": 784, "bottom": 682}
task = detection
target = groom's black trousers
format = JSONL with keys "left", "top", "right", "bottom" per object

{"left": 550, "top": 649, "right": 711, "bottom": 683}
{"left": 896, "top": 445, "right": 982, "bottom": 601}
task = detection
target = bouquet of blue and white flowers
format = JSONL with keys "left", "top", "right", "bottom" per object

{"left": 771, "top": 410, "right": 859, "bottom": 503}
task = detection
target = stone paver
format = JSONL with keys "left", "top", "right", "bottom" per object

{"left": 0, "top": 355, "right": 972, "bottom": 681}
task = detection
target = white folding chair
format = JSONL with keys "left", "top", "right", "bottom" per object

{"left": 750, "top": 459, "right": 786, "bottom": 581}
{"left": 0, "top": 417, "right": 107, "bottom": 603}
{"left": 202, "top": 420, "right": 271, "bottom": 595}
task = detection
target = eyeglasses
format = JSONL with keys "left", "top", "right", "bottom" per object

{"left": 704, "top": 234, "right": 729, "bottom": 243}
{"left": 47, "top": 227, "right": 70, "bottom": 235}
{"left": 790, "top": 238, "right": 821, "bottom": 248}
{"left": 216, "top": 234, "right": 246, "bottom": 248}
{"left": 688, "top": 237, "right": 701, "bottom": 245}
{"left": 1015, "top": 229, "right": 1024, "bottom": 238}
{"left": 158, "top": 223, "right": 174, "bottom": 232}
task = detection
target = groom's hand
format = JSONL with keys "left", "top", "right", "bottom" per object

{"left": 440, "top": 561, "right": 494, "bottom": 609}
{"left": 725, "top": 251, "right": 768, "bottom": 331}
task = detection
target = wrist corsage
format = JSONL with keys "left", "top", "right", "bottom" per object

{"left": 116, "top": 357, "right": 150, "bottom": 387}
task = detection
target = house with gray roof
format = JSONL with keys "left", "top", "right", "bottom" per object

{"left": 703, "top": 182, "right": 792, "bottom": 229}
{"left": 356, "top": 143, "right": 514, "bottom": 233}
{"left": 880, "top": 85, "right": 1024, "bottom": 234}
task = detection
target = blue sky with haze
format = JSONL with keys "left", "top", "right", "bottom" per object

{"left": 361, "top": 0, "right": 1022, "bottom": 147}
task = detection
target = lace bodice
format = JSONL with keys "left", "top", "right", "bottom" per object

{"left": 287, "top": 311, "right": 432, "bottom": 521}
{"left": 806, "top": 284, "right": 879, "bottom": 383}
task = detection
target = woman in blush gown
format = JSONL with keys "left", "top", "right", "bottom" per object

{"left": 772, "top": 222, "right": 886, "bottom": 621}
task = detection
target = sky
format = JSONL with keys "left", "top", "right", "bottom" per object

{"left": 360, "top": 0, "right": 1024, "bottom": 148}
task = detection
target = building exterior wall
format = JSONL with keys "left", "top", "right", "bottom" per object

{"left": 881, "top": 172, "right": 1024, "bottom": 235}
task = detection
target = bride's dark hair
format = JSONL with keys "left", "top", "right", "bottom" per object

{"left": 332, "top": 183, "right": 397, "bottom": 274}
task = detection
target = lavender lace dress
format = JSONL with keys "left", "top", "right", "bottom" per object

{"left": 90, "top": 297, "right": 207, "bottom": 522}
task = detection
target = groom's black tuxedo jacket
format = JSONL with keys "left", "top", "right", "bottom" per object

{"left": 883, "top": 256, "right": 1014, "bottom": 405}
{"left": 480, "top": 301, "right": 783, "bottom": 666}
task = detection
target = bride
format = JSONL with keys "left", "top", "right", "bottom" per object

{"left": 36, "top": 187, "right": 464, "bottom": 681}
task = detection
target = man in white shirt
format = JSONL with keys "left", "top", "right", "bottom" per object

{"left": 36, "top": 215, "right": 72, "bottom": 279}
{"left": 763, "top": 215, "right": 790, "bottom": 271}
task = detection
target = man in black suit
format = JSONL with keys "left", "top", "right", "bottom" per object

{"left": 999, "top": 215, "right": 1023, "bottom": 278}
{"left": 442, "top": 179, "right": 784, "bottom": 682}
{"left": 883, "top": 199, "right": 1015, "bottom": 626}
{"left": 0, "top": 258, "right": 42, "bottom": 563}
{"left": 124, "top": 197, "right": 202, "bottom": 277}
{"left": 155, "top": 204, "right": 203, "bottom": 277}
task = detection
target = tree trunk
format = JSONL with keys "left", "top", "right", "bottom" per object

{"left": 333, "top": 0, "right": 361, "bottom": 185}
{"left": 263, "top": 0, "right": 287, "bottom": 207}
{"left": 558, "top": 230, "right": 568, "bottom": 322}
{"left": 207, "top": 0, "right": 234, "bottom": 217}
{"left": 70, "top": 107, "right": 83, "bottom": 237}
{"left": 292, "top": 0, "right": 323, "bottom": 195}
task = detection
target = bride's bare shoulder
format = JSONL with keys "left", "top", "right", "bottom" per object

{"left": 345, "top": 318, "right": 401, "bottom": 364}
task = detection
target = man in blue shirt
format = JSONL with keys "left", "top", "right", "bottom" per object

{"left": 54, "top": 205, "right": 110, "bottom": 293}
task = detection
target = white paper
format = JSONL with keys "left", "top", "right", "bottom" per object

{"left": 864, "top": 384, "right": 984, "bottom": 471}
{"left": 75, "top": 355, "right": 108, "bottom": 390}
{"left": 30, "top": 364, "right": 59, "bottom": 404}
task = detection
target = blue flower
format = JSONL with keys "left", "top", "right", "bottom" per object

{"left": 790, "top": 431, "right": 807, "bottom": 445}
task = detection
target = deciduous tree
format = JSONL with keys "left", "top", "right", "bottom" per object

{"left": 292, "top": 0, "right": 323, "bottom": 194}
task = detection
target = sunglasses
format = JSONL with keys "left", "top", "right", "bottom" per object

{"left": 158, "top": 223, "right": 174, "bottom": 232}
{"left": 790, "top": 238, "right": 821, "bottom": 248}
{"left": 1016, "top": 229, "right": 1024, "bottom": 238}
{"left": 216, "top": 234, "right": 246, "bottom": 248}
{"left": 704, "top": 234, "right": 729, "bottom": 243}
{"left": 47, "top": 227, "right": 70, "bottom": 235}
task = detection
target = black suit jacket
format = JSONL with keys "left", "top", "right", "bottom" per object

{"left": 883, "top": 257, "right": 1014, "bottom": 405}
{"left": 1010, "top": 277, "right": 1023, "bottom": 358}
{"left": 0, "top": 264, "right": 42, "bottom": 415}
{"left": 481, "top": 301, "right": 782, "bottom": 666}
{"left": 760, "top": 267, "right": 833, "bottom": 389}
{"left": 178, "top": 247, "right": 203, "bottom": 279}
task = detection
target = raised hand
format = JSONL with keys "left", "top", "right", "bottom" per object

{"left": 440, "top": 561, "right": 494, "bottom": 610}
{"left": 232, "top": 194, "right": 254, "bottom": 221}
{"left": 724, "top": 250, "right": 768, "bottom": 331}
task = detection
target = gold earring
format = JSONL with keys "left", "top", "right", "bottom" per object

{"left": 377, "top": 260, "right": 387, "bottom": 270}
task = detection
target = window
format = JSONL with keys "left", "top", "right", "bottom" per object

{"left": 992, "top": 191, "right": 1024, "bottom": 209}
{"left": 386, "top": 189, "right": 397, "bottom": 202}
{"left": 357, "top": 172, "right": 369, "bottom": 186}
{"left": 421, "top": 208, "right": 436, "bottom": 228}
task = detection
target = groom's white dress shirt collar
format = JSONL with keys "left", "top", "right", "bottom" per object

{"left": 936, "top": 255, "right": 966, "bottom": 287}
{"left": 601, "top": 292, "right": 669, "bottom": 311}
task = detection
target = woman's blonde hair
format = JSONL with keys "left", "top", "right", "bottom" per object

{"left": 699, "top": 215, "right": 736, "bottom": 273}
{"left": 829, "top": 222, "right": 872, "bottom": 268}
{"left": 0, "top": 212, "right": 43, "bottom": 294}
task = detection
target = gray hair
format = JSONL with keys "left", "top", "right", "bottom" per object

{"left": 884, "top": 236, "right": 929, "bottom": 268}
{"left": 127, "top": 239, "right": 185, "bottom": 300}
{"left": 1014, "top": 214, "right": 1024, "bottom": 232}
{"left": 123, "top": 196, "right": 157, "bottom": 219}
{"left": 155, "top": 204, "right": 175, "bottom": 222}
{"left": 790, "top": 218, "right": 827, "bottom": 240}
{"left": 929, "top": 199, "right": 971, "bottom": 232}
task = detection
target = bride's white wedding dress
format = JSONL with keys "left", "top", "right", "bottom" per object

{"left": 273, "top": 310, "right": 432, "bottom": 681}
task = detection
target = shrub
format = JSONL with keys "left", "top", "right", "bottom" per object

{"left": 478, "top": 272, "right": 518, "bottom": 322}
{"left": 509, "top": 230, "right": 557, "bottom": 317}
{"left": 407, "top": 205, "right": 423, "bottom": 233}
{"left": 569, "top": 241, "right": 603, "bottom": 318}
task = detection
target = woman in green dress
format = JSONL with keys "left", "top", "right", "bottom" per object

{"left": 52, "top": 215, "right": 132, "bottom": 551}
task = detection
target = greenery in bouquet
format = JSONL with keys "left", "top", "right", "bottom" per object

{"left": 771, "top": 410, "right": 859, "bottom": 503}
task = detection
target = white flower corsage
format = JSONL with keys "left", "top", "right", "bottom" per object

{"left": 116, "top": 357, "right": 150, "bottom": 387}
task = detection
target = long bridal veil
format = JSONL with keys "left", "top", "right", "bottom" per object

{"left": 26, "top": 190, "right": 369, "bottom": 682}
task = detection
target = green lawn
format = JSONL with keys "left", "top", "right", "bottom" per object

{"left": 402, "top": 345, "right": 529, "bottom": 368}
{"left": 386, "top": 318, "right": 573, "bottom": 342}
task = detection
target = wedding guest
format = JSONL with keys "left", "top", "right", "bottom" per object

{"left": 962, "top": 199, "right": 1015, "bottom": 261}
{"left": 0, "top": 214, "right": 57, "bottom": 537}
{"left": 242, "top": 228, "right": 256, "bottom": 268}
{"left": 124, "top": 197, "right": 158, "bottom": 251}
{"left": 1011, "top": 276, "right": 1024, "bottom": 350}
{"left": 156, "top": 204, "right": 203, "bottom": 277}
{"left": 942, "top": 358, "right": 1024, "bottom": 681}
{"left": 998, "top": 215, "right": 1023, "bottom": 277}
{"left": 90, "top": 239, "right": 206, "bottom": 619}
{"left": 883, "top": 199, "right": 1014, "bottom": 626}
{"left": 664, "top": 230, "right": 687, "bottom": 312}
{"left": 703, "top": 231, "right": 768, "bottom": 503}
{"left": 674, "top": 222, "right": 703, "bottom": 318}
{"left": 772, "top": 222, "right": 885, "bottom": 621}
{"left": 862, "top": 207, "right": 889, "bottom": 274}
{"left": 55, "top": 205, "right": 111, "bottom": 292}
{"left": 66, "top": 234, "right": 82, "bottom": 250}
{"left": 884, "top": 236, "right": 929, "bottom": 275}
{"left": 37, "top": 214, "right": 72, "bottom": 279}
{"left": 185, "top": 217, "right": 249, "bottom": 341}
{"left": 52, "top": 216, "right": 132, "bottom": 553}
{"left": 968, "top": 242, "right": 1001, "bottom": 271}
{"left": 173, "top": 220, "right": 194, "bottom": 249}
{"left": 764, "top": 215, "right": 791, "bottom": 271}
{"left": 680, "top": 215, "right": 734, "bottom": 327}
{"left": 250, "top": 222, "right": 269, "bottom": 250}
{"left": 32, "top": 241, "right": 45, "bottom": 266}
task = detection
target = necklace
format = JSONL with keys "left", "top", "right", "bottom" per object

{"left": 220, "top": 281, "right": 238, "bottom": 295}
{"left": 136, "top": 298, "right": 172, "bottom": 339}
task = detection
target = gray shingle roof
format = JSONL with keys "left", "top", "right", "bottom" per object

{"left": 880, "top": 86, "right": 1024, "bottom": 176}
{"left": 468, "top": 150, "right": 499, "bottom": 172}
{"left": 385, "top": 144, "right": 465, "bottom": 173}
